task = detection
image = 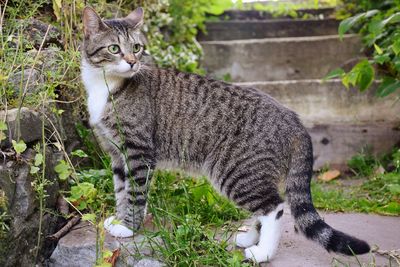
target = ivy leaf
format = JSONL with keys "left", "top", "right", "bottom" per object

{"left": 338, "top": 10, "right": 379, "bottom": 40}
{"left": 12, "top": 140, "right": 27, "bottom": 154}
{"left": 34, "top": 153, "right": 43, "bottom": 166}
{"left": 323, "top": 68, "right": 345, "bottom": 81}
{"left": 71, "top": 149, "right": 88, "bottom": 158}
{"left": 55, "top": 160, "right": 71, "bottom": 181}
{"left": 376, "top": 77, "right": 400, "bottom": 97}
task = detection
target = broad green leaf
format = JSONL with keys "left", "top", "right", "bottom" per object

{"left": 34, "top": 153, "right": 43, "bottom": 166}
{"left": 207, "top": 0, "right": 233, "bottom": 15}
{"left": 30, "top": 166, "right": 40, "bottom": 174}
{"left": 71, "top": 149, "right": 88, "bottom": 158}
{"left": 380, "top": 12, "right": 400, "bottom": 28}
{"left": 82, "top": 213, "right": 96, "bottom": 223}
{"left": 0, "top": 121, "right": 7, "bottom": 131}
{"left": 356, "top": 61, "right": 375, "bottom": 91}
{"left": 374, "top": 43, "right": 383, "bottom": 55}
{"left": 376, "top": 77, "right": 400, "bottom": 97}
{"left": 55, "top": 160, "right": 71, "bottom": 181}
{"left": 373, "top": 53, "right": 390, "bottom": 64}
{"left": 323, "top": 68, "right": 345, "bottom": 81}
{"left": 346, "top": 60, "right": 375, "bottom": 91}
{"left": 12, "top": 140, "right": 27, "bottom": 154}
{"left": 392, "top": 39, "right": 400, "bottom": 55}
{"left": 338, "top": 10, "right": 379, "bottom": 40}
{"left": 342, "top": 70, "right": 358, "bottom": 89}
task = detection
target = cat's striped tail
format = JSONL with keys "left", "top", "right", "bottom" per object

{"left": 285, "top": 131, "right": 370, "bottom": 255}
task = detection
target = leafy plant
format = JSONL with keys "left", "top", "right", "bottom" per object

{"left": 140, "top": 0, "right": 233, "bottom": 74}
{"left": 347, "top": 147, "right": 378, "bottom": 177}
{"left": 145, "top": 171, "right": 250, "bottom": 266}
{"left": 326, "top": 1, "right": 400, "bottom": 97}
{"left": 313, "top": 147, "right": 400, "bottom": 216}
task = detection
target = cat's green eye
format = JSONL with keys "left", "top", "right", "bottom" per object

{"left": 108, "top": 44, "right": 120, "bottom": 54}
{"left": 133, "top": 44, "right": 141, "bottom": 53}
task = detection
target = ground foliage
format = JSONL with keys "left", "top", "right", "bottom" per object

{"left": 326, "top": 0, "right": 400, "bottom": 97}
{"left": 312, "top": 147, "right": 400, "bottom": 216}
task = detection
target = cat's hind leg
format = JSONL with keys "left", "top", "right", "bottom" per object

{"left": 244, "top": 202, "right": 285, "bottom": 263}
{"left": 235, "top": 220, "right": 261, "bottom": 248}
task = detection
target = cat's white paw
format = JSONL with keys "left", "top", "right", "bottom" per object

{"left": 104, "top": 216, "right": 134, "bottom": 238}
{"left": 245, "top": 245, "right": 272, "bottom": 263}
{"left": 236, "top": 232, "right": 259, "bottom": 248}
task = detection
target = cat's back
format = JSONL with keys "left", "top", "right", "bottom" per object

{"left": 153, "top": 68, "right": 300, "bottom": 129}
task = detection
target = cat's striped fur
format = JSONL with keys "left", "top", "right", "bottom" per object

{"left": 81, "top": 7, "right": 370, "bottom": 262}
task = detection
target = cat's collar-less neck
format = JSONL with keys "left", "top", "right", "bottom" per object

{"left": 81, "top": 60, "right": 125, "bottom": 94}
{"left": 81, "top": 60, "right": 125, "bottom": 125}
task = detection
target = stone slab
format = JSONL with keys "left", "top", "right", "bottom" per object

{"left": 49, "top": 211, "right": 400, "bottom": 267}
{"left": 237, "top": 209, "right": 400, "bottom": 267}
{"left": 48, "top": 222, "right": 163, "bottom": 267}
{"left": 238, "top": 79, "right": 400, "bottom": 124}
{"left": 217, "top": 8, "right": 335, "bottom": 21}
{"left": 238, "top": 80, "right": 400, "bottom": 169}
{"left": 0, "top": 108, "right": 42, "bottom": 147}
{"left": 201, "top": 35, "right": 362, "bottom": 82}
{"left": 198, "top": 19, "right": 340, "bottom": 41}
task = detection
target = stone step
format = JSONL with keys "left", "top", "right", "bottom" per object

{"left": 201, "top": 34, "right": 362, "bottom": 82}
{"left": 48, "top": 222, "right": 163, "bottom": 267}
{"left": 198, "top": 19, "right": 340, "bottom": 41}
{"left": 237, "top": 80, "right": 400, "bottom": 169}
{"left": 216, "top": 7, "right": 335, "bottom": 21}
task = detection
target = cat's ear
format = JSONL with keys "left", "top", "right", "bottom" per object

{"left": 83, "top": 7, "right": 109, "bottom": 37}
{"left": 125, "top": 7, "right": 144, "bottom": 29}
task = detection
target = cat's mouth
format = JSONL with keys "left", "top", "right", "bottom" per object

{"left": 113, "top": 61, "right": 141, "bottom": 77}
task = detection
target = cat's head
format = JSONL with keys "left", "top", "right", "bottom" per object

{"left": 82, "top": 7, "right": 148, "bottom": 78}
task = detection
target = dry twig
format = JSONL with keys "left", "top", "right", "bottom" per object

{"left": 47, "top": 213, "right": 81, "bottom": 241}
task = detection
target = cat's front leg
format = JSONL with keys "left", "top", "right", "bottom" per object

{"left": 104, "top": 152, "right": 134, "bottom": 237}
{"left": 124, "top": 150, "right": 155, "bottom": 231}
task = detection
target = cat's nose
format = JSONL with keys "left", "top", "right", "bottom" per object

{"left": 123, "top": 54, "right": 136, "bottom": 68}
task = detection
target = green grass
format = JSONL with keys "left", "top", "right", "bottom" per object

{"left": 312, "top": 148, "right": 400, "bottom": 216}
{"left": 143, "top": 171, "right": 251, "bottom": 266}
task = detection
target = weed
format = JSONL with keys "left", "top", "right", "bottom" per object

{"left": 312, "top": 148, "right": 400, "bottom": 216}
{"left": 144, "top": 171, "right": 250, "bottom": 266}
{"left": 347, "top": 147, "right": 378, "bottom": 177}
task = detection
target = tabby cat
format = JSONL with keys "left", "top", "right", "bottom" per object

{"left": 81, "top": 6, "right": 370, "bottom": 263}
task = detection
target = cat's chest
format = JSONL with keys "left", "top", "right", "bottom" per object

{"left": 82, "top": 69, "right": 119, "bottom": 125}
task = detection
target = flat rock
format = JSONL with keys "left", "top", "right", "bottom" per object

{"left": 0, "top": 108, "right": 42, "bottom": 147}
{"left": 237, "top": 80, "right": 400, "bottom": 169}
{"left": 48, "top": 222, "right": 163, "bottom": 267}
{"left": 201, "top": 35, "right": 362, "bottom": 82}
{"left": 198, "top": 19, "right": 340, "bottom": 41}
{"left": 237, "top": 208, "right": 400, "bottom": 267}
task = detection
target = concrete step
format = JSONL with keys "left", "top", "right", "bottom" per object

{"left": 238, "top": 80, "right": 400, "bottom": 169}
{"left": 216, "top": 7, "right": 335, "bottom": 21}
{"left": 201, "top": 34, "right": 362, "bottom": 82}
{"left": 198, "top": 19, "right": 340, "bottom": 41}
